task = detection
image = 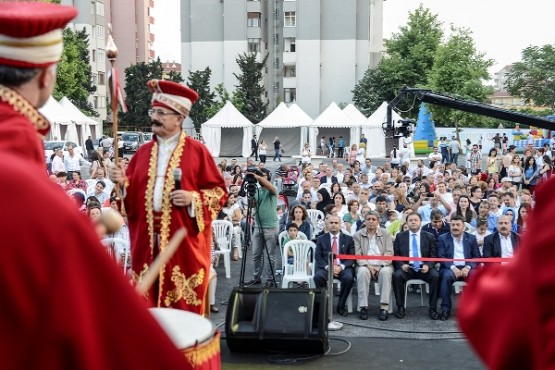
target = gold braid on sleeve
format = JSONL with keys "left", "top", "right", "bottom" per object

{"left": 201, "top": 187, "right": 226, "bottom": 221}
{"left": 191, "top": 191, "right": 204, "bottom": 232}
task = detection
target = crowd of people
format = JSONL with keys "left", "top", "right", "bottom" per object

{"left": 212, "top": 135, "right": 550, "bottom": 322}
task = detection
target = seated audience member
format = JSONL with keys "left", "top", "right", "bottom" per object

{"left": 314, "top": 215, "right": 355, "bottom": 316}
{"left": 392, "top": 213, "right": 440, "bottom": 320}
{"left": 437, "top": 215, "right": 481, "bottom": 321}
{"left": 471, "top": 219, "right": 491, "bottom": 256}
{"left": 354, "top": 211, "right": 394, "bottom": 321}
{"left": 422, "top": 209, "right": 451, "bottom": 240}
{"left": 482, "top": 215, "right": 520, "bottom": 258}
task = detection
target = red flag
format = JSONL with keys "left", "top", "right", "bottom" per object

{"left": 109, "top": 67, "right": 128, "bottom": 113}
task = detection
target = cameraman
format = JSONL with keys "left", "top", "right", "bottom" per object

{"left": 246, "top": 168, "right": 279, "bottom": 288}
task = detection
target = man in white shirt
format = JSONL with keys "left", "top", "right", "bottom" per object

{"left": 51, "top": 148, "right": 66, "bottom": 175}
{"left": 437, "top": 216, "right": 480, "bottom": 320}
{"left": 296, "top": 180, "right": 317, "bottom": 202}
{"left": 428, "top": 147, "right": 442, "bottom": 164}
{"left": 482, "top": 215, "right": 520, "bottom": 258}
{"left": 64, "top": 145, "right": 90, "bottom": 178}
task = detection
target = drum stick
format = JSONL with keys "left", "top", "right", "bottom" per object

{"left": 136, "top": 228, "right": 187, "bottom": 296}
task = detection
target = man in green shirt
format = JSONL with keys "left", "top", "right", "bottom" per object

{"left": 246, "top": 168, "right": 279, "bottom": 288}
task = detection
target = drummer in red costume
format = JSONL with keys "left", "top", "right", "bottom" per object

{"left": 458, "top": 179, "right": 555, "bottom": 369}
{"left": 110, "top": 79, "right": 227, "bottom": 315}
{"left": 0, "top": 2, "right": 190, "bottom": 369}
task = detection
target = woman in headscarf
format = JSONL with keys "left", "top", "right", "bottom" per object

{"left": 316, "top": 188, "right": 333, "bottom": 213}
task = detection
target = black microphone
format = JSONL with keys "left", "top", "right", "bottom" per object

{"left": 173, "top": 168, "right": 182, "bottom": 190}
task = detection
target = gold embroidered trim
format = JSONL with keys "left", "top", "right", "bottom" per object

{"left": 164, "top": 266, "right": 204, "bottom": 307}
{"left": 201, "top": 187, "right": 226, "bottom": 220}
{"left": 191, "top": 191, "right": 204, "bottom": 232}
{"left": 145, "top": 132, "right": 187, "bottom": 306}
{"left": 0, "top": 85, "right": 50, "bottom": 132}
{"left": 182, "top": 331, "right": 221, "bottom": 368}
{"left": 131, "top": 264, "right": 150, "bottom": 300}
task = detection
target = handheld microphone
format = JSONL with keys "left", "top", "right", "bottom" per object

{"left": 173, "top": 168, "right": 182, "bottom": 190}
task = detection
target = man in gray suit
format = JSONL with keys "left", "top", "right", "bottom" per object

{"left": 354, "top": 211, "right": 394, "bottom": 321}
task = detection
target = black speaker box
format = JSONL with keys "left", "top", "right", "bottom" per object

{"left": 225, "top": 287, "right": 329, "bottom": 354}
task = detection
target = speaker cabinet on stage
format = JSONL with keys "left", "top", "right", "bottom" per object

{"left": 225, "top": 287, "right": 329, "bottom": 354}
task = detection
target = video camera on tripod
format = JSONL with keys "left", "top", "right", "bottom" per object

{"left": 240, "top": 166, "right": 262, "bottom": 198}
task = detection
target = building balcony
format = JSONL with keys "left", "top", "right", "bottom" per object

{"left": 149, "top": 33, "right": 155, "bottom": 42}
{"left": 150, "top": 16, "right": 155, "bottom": 25}
{"left": 282, "top": 52, "right": 296, "bottom": 65}
{"left": 283, "top": 77, "right": 296, "bottom": 89}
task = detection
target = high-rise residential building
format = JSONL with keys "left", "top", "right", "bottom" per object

{"left": 62, "top": 0, "right": 109, "bottom": 124}
{"left": 493, "top": 65, "right": 512, "bottom": 92}
{"left": 181, "top": 0, "right": 384, "bottom": 118}
{"left": 62, "top": 0, "right": 155, "bottom": 123}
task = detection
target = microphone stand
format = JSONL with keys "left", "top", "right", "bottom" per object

{"left": 327, "top": 252, "right": 343, "bottom": 331}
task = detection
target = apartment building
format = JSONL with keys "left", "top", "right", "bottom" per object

{"left": 493, "top": 65, "right": 512, "bottom": 92}
{"left": 181, "top": 0, "right": 384, "bottom": 118}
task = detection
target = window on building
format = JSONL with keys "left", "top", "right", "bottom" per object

{"left": 284, "top": 65, "right": 296, "bottom": 77}
{"left": 284, "top": 37, "right": 296, "bottom": 52}
{"left": 91, "top": 1, "right": 95, "bottom": 14}
{"left": 284, "top": 11, "right": 296, "bottom": 27}
{"left": 92, "top": 50, "right": 97, "bottom": 62}
{"left": 92, "top": 73, "right": 98, "bottom": 85}
{"left": 284, "top": 88, "right": 296, "bottom": 103}
{"left": 96, "top": 2, "right": 104, "bottom": 16}
{"left": 97, "top": 50, "right": 105, "bottom": 61}
{"left": 96, "top": 25, "right": 105, "bottom": 39}
{"left": 93, "top": 96, "right": 98, "bottom": 109}
{"left": 248, "top": 38, "right": 260, "bottom": 53}
{"left": 247, "top": 12, "right": 261, "bottom": 27}
{"left": 98, "top": 72, "right": 105, "bottom": 85}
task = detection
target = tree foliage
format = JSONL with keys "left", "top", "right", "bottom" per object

{"left": 353, "top": 5, "right": 443, "bottom": 116}
{"left": 426, "top": 26, "right": 494, "bottom": 127}
{"left": 186, "top": 68, "right": 216, "bottom": 129}
{"left": 121, "top": 58, "right": 164, "bottom": 129}
{"left": 54, "top": 28, "right": 97, "bottom": 116}
{"left": 505, "top": 44, "right": 555, "bottom": 112}
{"left": 233, "top": 52, "right": 269, "bottom": 123}
{"left": 205, "top": 83, "right": 244, "bottom": 119}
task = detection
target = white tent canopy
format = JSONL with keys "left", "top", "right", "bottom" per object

{"left": 39, "top": 96, "right": 73, "bottom": 142}
{"left": 256, "top": 102, "right": 308, "bottom": 157}
{"left": 201, "top": 101, "right": 254, "bottom": 157}
{"left": 308, "top": 102, "right": 359, "bottom": 154}
{"left": 363, "top": 101, "right": 414, "bottom": 159}
{"left": 58, "top": 97, "right": 100, "bottom": 146}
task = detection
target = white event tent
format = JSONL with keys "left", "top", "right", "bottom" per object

{"left": 59, "top": 97, "right": 100, "bottom": 146}
{"left": 256, "top": 102, "right": 308, "bottom": 157}
{"left": 39, "top": 96, "right": 73, "bottom": 142}
{"left": 363, "top": 101, "right": 414, "bottom": 159}
{"left": 201, "top": 101, "right": 254, "bottom": 157}
{"left": 308, "top": 102, "right": 359, "bottom": 154}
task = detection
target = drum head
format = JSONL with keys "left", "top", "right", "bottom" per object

{"left": 150, "top": 308, "right": 214, "bottom": 349}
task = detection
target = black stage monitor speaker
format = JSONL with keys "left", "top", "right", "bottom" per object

{"left": 225, "top": 287, "right": 329, "bottom": 354}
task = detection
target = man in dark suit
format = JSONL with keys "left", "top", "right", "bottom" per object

{"left": 392, "top": 212, "right": 440, "bottom": 320}
{"left": 483, "top": 215, "right": 520, "bottom": 258}
{"left": 250, "top": 134, "right": 258, "bottom": 161}
{"left": 437, "top": 215, "right": 481, "bottom": 320}
{"left": 320, "top": 166, "right": 338, "bottom": 184}
{"left": 314, "top": 214, "right": 355, "bottom": 316}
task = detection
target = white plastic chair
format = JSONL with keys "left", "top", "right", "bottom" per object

{"left": 333, "top": 278, "right": 353, "bottom": 313}
{"left": 307, "top": 209, "right": 325, "bottom": 236}
{"left": 281, "top": 240, "right": 315, "bottom": 289}
{"left": 373, "top": 283, "right": 395, "bottom": 314}
{"left": 277, "top": 230, "right": 307, "bottom": 276}
{"left": 453, "top": 281, "right": 468, "bottom": 294}
{"left": 211, "top": 220, "right": 233, "bottom": 278}
{"left": 404, "top": 279, "right": 430, "bottom": 309}
{"left": 101, "top": 237, "right": 130, "bottom": 274}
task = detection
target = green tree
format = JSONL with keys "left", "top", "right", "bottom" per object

{"left": 121, "top": 58, "right": 164, "bottom": 129}
{"left": 187, "top": 68, "right": 216, "bottom": 129}
{"left": 54, "top": 28, "right": 97, "bottom": 116}
{"left": 233, "top": 52, "right": 269, "bottom": 123}
{"left": 505, "top": 44, "right": 555, "bottom": 112}
{"left": 427, "top": 26, "right": 494, "bottom": 127}
{"left": 205, "top": 83, "right": 244, "bottom": 119}
{"left": 167, "top": 70, "right": 184, "bottom": 83}
{"left": 352, "top": 67, "right": 386, "bottom": 116}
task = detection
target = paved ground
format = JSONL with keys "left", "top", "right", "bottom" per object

{"left": 208, "top": 155, "right": 485, "bottom": 369}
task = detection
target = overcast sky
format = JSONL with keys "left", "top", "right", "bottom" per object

{"left": 152, "top": 0, "right": 554, "bottom": 77}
